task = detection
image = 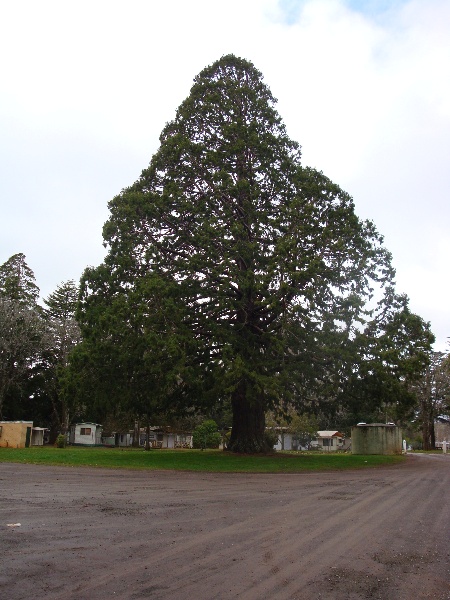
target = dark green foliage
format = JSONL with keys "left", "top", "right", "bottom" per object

{"left": 0, "top": 253, "right": 40, "bottom": 307}
{"left": 0, "top": 254, "right": 45, "bottom": 419}
{"left": 44, "top": 280, "right": 79, "bottom": 322}
{"left": 55, "top": 434, "right": 67, "bottom": 448}
{"left": 412, "top": 352, "right": 450, "bottom": 449}
{"left": 74, "top": 270, "right": 189, "bottom": 425}
{"left": 76, "top": 55, "right": 433, "bottom": 452}
{"left": 336, "top": 294, "right": 435, "bottom": 425}
{"left": 0, "top": 259, "right": 84, "bottom": 435}
{"left": 192, "top": 420, "right": 222, "bottom": 449}
{"left": 263, "top": 429, "right": 279, "bottom": 451}
{"left": 267, "top": 410, "right": 319, "bottom": 447}
{"left": 41, "top": 281, "right": 82, "bottom": 436}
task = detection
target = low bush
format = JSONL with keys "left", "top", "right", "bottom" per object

{"left": 55, "top": 434, "right": 67, "bottom": 448}
{"left": 193, "top": 420, "right": 222, "bottom": 449}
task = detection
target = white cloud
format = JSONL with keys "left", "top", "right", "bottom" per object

{"left": 0, "top": 0, "right": 449, "bottom": 348}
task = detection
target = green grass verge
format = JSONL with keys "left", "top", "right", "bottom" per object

{"left": 410, "top": 450, "right": 448, "bottom": 454}
{"left": 0, "top": 446, "right": 405, "bottom": 473}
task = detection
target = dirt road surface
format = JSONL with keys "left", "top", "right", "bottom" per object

{"left": 1, "top": 454, "right": 449, "bottom": 600}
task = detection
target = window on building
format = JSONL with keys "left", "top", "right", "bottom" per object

{"left": 80, "top": 428, "right": 91, "bottom": 435}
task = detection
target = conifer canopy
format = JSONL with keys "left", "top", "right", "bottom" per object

{"left": 78, "top": 55, "right": 411, "bottom": 452}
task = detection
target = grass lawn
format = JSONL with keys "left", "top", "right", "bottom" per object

{"left": 411, "top": 450, "right": 447, "bottom": 454}
{"left": 0, "top": 446, "right": 405, "bottom": 473}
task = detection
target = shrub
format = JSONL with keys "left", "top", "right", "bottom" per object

{"left": 264, "top": 429, "right": 279, "bottom": 451}
{"left": 55, "top": 434, "right": 67, "bottom": 448}
{"left": 193, "top": 420, "right": 222, "bottom": 449}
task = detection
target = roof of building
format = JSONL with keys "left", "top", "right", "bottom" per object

{"left": 317, "top": 430, "right": 345, "bottom": 438}
{"left": 355, "top": 423, "right": 397, "bottom": 427}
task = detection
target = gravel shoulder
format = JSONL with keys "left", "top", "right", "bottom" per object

{"left": 1, "top": 454, "right": 449, "bottom": 599}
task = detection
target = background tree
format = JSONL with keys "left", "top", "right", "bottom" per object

{"left": 412, "top": 351, "right": 450, "bottom": 449}
{"left": 192, "top": 419, "right": 222, "bottom": 449}
{"left": 267, "top": 409, "right": 319, "bottom": 449}
{"left": 77, "top": 55, "right": 426, "bottom": 452}
{"left": 38, "top": 280, "right": 82, "bottom": 439}
{"left": 73, "top": 271, "right": 189, "bottom": 436}
{"left": 329, "top": 294, "right": 435, "bottom": 430}
{"left": 0, "top": 253, "right": 40, "bottom": 307}
{"left": 0, "top": 254, "right": 46, "bottom": 418}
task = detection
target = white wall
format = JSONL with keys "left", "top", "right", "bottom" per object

{"left": 73, "top": 424, "right": 102, "bottom": 445}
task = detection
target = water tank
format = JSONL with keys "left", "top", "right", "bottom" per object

{"left": 351, "top": 423, "right": 402, "bottom": 455}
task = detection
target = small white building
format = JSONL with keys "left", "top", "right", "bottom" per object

{"left": 269, "top": 428, "right": 311, "bottom": 451}
{"left": 272, "top": 428, "right": 294, "bottom": 451}
{"left": 107, "top": 427, "right": 193, "bottom": 448}
{"left": 142, "top": 427, "right": 193, "bottom": 449}
{"left": 31, "top": 427, "right": 48, "bottom": 446}
{"left": 312, "top": 431, "right": 345, "bottom": 452}
{"left": 275, "top": 432, "right": 293, "bottom": 451}
{"left": 115, "top": 432, "right": 133, "bottom": 447}
{"left": 70, "top": 423, "right": 103, "bottom": 446}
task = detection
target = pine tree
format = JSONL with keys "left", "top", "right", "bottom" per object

{"left": 0, "top": 253, "right": 40, "bottom": 307}
{"left": 0, "top": 254, "right": 44, "bottom": 417}
{"left": 78, "top": 55, "right": 406, "bottom": 452}
{"left": 42, "top": 281, "right": 81, "bottom": 434}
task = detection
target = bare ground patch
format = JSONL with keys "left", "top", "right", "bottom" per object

{"left": 1, "top": 454, "right": 449, "bottom": 600}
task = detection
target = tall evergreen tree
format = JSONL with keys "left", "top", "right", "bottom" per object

{"left": 40, "top": 281, "right": 81, "bottom": 435}
{"left": 0, "top": 254, "right": 44, "bottom": 418}
{"left": 78, "top": 55, "right": 413, "bottom": 452}
{"left": 333, "top": 294, "right": 435, "bottom": 427}
{"left": 412, "top": 351, "right": 450, "bottom": 449}
{"left": 0, "top": 253, "right": 40, "bottom": 307}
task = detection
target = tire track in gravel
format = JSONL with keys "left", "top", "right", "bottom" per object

{"left": 240, "top": 460, "right": 446, "bottom": 599}
{"left": 175, "top": 465, "right": 431, "bottom": 599}
{"left": 75, "top": 457, "right": 449, "bottom": 599}
{"left": 1, "top": 456, "right": 449, "bottom": 600}
{"left": 77, "top": 472, "right": 398, "bottom": 589}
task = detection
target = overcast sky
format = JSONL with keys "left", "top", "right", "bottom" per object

{"left": 1, "top": 0, "right": 449, "bottom": 350}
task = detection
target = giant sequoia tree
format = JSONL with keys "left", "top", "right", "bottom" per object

{"left": 79, "top": 55, "right": 408, "bottom": 452}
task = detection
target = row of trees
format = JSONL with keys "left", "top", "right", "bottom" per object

{"left": 74, "top": 55, "right": 443, "bottom": 451}
{"left": 1, "top": 55, "right": 449, "bottom": 450}
{"left": 0, "top": 253, "right": 81, "bottom": 440}
{"left": 1, "top": 251, "right": 448, "bottom": 449}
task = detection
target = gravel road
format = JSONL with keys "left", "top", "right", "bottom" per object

{"left": 1, "top": 454, "right": 449, "bottom": 599}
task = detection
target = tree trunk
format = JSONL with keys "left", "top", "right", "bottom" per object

{"left": 144, "top": 421, "right": 151, "bottom": 451}
{"left": 421, "top": 391, "right": 436, "bottom": 451}
{"left": 430, "top": 422, "right": 436, "bottom": 449}
{"left": 228, "top": 383, "right": 268, "bottom": 453}
{"left": 422, "top": 414, "right": 430, "bottom": 450}
{"left": 0, "top": 381, "right": 6, "bottom": 419}
{"left": 422, "top": 406, "right": 433, "bottom": 450}
{"left": 132, "top": 419, "right": 140, "bottom": 447}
